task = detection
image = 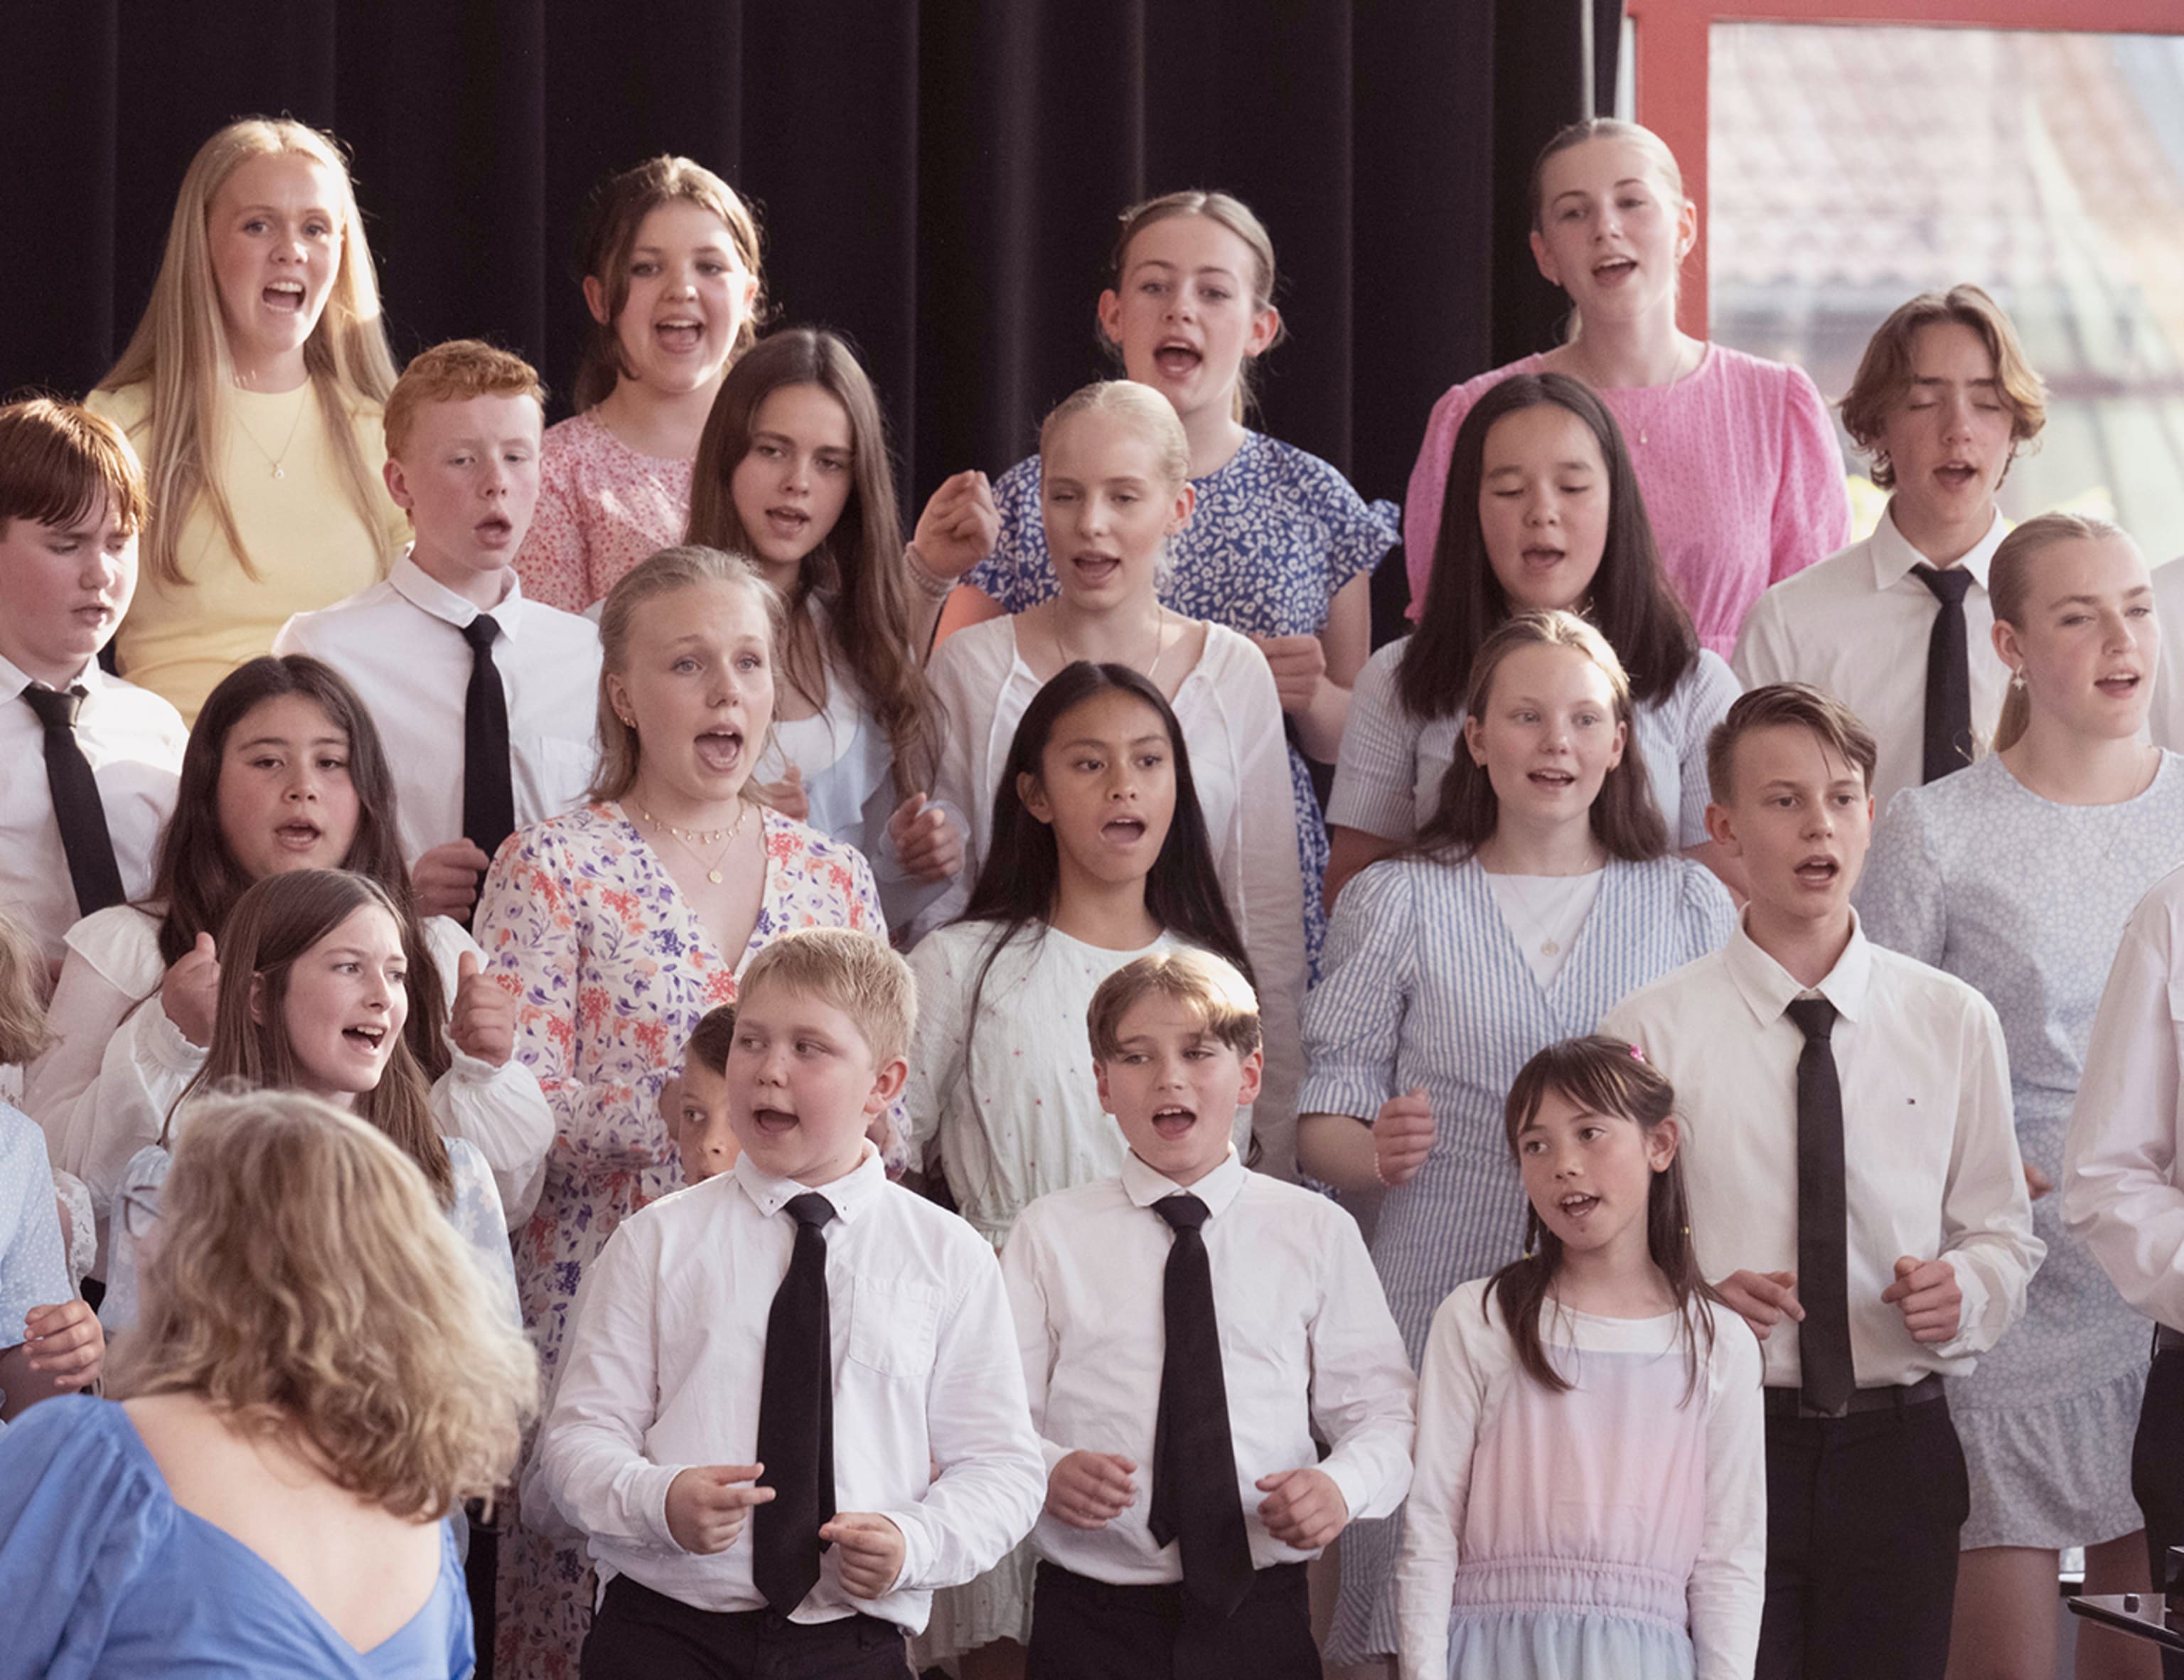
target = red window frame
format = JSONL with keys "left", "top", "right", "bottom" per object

{"left": 1624, "top": 0, "right": 2184, "bottom": 336}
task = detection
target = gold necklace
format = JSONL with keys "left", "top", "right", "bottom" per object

{"left": 229, "top": 387, "right": 307, "bottom": 480}
{"left": 640, "top": 803, "right": 749, "bottom": 884}
{"left": 1054, "top": 604, "right": 1171, "bottom": 682}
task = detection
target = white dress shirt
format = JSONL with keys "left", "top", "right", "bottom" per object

{"left": 273, "top": 552, "right": 603, "bottom": 865}
{"left": 2064, "top": 863, "right": 2184, "bottom": 1329}
{"left": 1002, "top": 1148, "right": 1416, "bottom": 1583}
{"left": 0, "top": 654, "right": 186, "bottom": 968}
{"left": 22, "top": 904, "right": 552, "bottom": 1261}
{"left": 529, "top": 1145, "right": 1045, "bottom": 1630}
{"left": 1602, "top": 912, "right": 2042, "bottom": 1390}
{"left": 1733, "top": 506, "right": 2011, "bottom": 816}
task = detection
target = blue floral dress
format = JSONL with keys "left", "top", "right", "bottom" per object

{"left": 965, "top": 432, "right": 1398, "bottom": 972}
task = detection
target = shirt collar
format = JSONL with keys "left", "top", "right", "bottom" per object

{"left": 388, "top": 547, "right": 524, "bottom": 636}
{"left": 1722, "top": 907, "right": 1874, "bottom": 1027}
{"left": 1120, "top": 1145, "right": 1248, "bottom": 1219}
{"left": 731, "top": 1141, "right": 887, "bottom": 1226}
{"left": 0, "top": 649, "right": 101, "bottom": 705}
{"left": 1868, "top": 503, "right": 2008, "bottom": 593}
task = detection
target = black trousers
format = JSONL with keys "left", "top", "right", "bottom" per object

{"left": 577, "top": 1575, "right": 909, "bottom": 1680}
{"left": 1755, "top": 1394, "right": 1969, "bottom": 1680}
{"left": 2133, "top": 1346, "right": 2184, "bottom": 1680}
{"left": 1023, "top": 1559, "right": 1317, "bottom": 1680}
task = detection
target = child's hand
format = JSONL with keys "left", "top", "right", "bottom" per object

{"left": 1373, "top": 1089, "right": 1435, "bottom": 1187}
{"left": 819, "top": 1512, "right": 906, "bottom": 1598}
{"left": 161, "top": 931, "right": 221, "bottom": 1048}
{"left": 449, "top": 951, "right": 516, "bottom": 1068}
{"left": 1717, "top": 1270, "right": 1802, "bottom": 1341}
{"left": 758, "top": 766, "right": 810, "bottom": 823}
{"left": 1256, "top": 1466, "right": 1349, "bottom": 1550}
{"left": 2024, "top": 1162, "right": 2055, "bottom": 1200}
{"left": 664, "top": 1463, "right": 774, "bottom": 1553}
{"left": 911, "top": 471, "right": 999, "bottom": 579}
{"left": 1046, "top": 1450, "right": 1138, "bottom": 1529}
{"left": 23, "top": 1301, "right": 103, "bottom": 1389}
{"left": 1248, "top": 632, "right": 1329, "bottom": 718}
{"left": 888, "top": 793, "right": 961, "bottom": 883}
{"left": 1882, "top": 1255, "right": 1962, "bottom": 1344}
{"left": 414, "top": 840, "right": 495, "bottom": 921}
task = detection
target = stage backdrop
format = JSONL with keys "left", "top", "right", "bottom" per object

{"left": 0, "top": 1, "right": 1617, "bottom": 579}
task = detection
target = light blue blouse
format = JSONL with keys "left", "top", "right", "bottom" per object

{"left": 0, "top": 1396, "right": 473, "bottom": 1679}
{"left": 0, "top": 1101, "right": 71, "bottom": 1425}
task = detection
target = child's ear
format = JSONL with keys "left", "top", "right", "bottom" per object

{"left": 582, "top": 274, "right": 614, "bottom": 328}
{"left": 863, "top": 1054, "right": 909, "bottom": 1114}
{"left": 1529, "top": 227, "right": 1561, "bottom": 289}
{"left": 1703, "top": 800, "right": 1740, "bottom": 856}
{"left": 1168, "top": 481, "right": 1197, "bottom": 536}
{"left": 1245, "top": 303, "right": 1283, "bottom": 358}
{"left": 382, "top": 454, "right": 416, "bottom": 515}
{"left": 1094, "top": 1059, "right": 1115, "bottom": 1115}
{"left": 1017, "top": 769, "right": 1055, "bottom": 825}
{"left": 1235, "top": 1047, "right": 1265, "bottom": 1109}
{"left": 1646, "top": 1115, "right": 1681, "bottom": 1172}
{"left": 246, "top": 971, "right": 264, "bottom": 1028}
{"left": 1606, "top": 717, "right": 1628, "bottom": 772}
{"left": 1464, "top": 712, "right": 1489, "bottom": 767}
{"left": 604, "top": 672, "right": 634, "bottom": 731}
{"left": 1095, "top": 290, "right": 1125, "bottom": 349}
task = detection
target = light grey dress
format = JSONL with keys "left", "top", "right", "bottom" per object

{"left": 1858, "top": 750, "right": 2184, "bottom": 1549}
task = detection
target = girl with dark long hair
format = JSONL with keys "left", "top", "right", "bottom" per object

{"left": 1395, "top": 1037, "right": 1765, "bottom": 1679}
{"left": 1298, "top": 609, "right": 1736, "bottom": 1662}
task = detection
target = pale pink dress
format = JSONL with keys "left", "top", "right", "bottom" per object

{"left": 1402, "top": 346, "right": 1851, "bottom": 656}
{"left": 514, "top": 410, "right": 694, "bottom": 614}
{"left": 1394, "top": 1279, "right": 1766, "bottom": 1680}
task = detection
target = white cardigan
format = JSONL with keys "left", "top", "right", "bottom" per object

{"left": 23, "top": 903, "right": 552, "bottom": 1267}
{"left": 918, "top": 617, "right": 1305, "bottom": 1175}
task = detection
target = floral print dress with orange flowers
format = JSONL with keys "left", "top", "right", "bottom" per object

{"left": 473, "top": 801, "right": 884, "bottom": 1680}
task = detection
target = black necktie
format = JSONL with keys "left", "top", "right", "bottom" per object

{"left": 1787, "top": 997, "right": 1855, "bottom": 1415}
{"left": 23, "top": 685, "right": 126, "bottom": 919}
{"left": 1147, "top": 1193, "right": 1254, "bottom": 1620}
{"left": 460, "top": 614, "right": 516, "bottom": 863}
{"left": 1911, "top": 565, "right": 1975, "bottom": 783}
{"left": 753, "top": 1192, "right": 837, "bottom": 1612}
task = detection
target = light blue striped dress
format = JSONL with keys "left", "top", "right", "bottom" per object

{"left": 1305, "top": 850, "right": 1737, "bottom": 1664}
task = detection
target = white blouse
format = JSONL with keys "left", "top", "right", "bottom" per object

{"left": 919, "top": 618, "right": 1306, "bottom": 1175}
{"left": 21, "top": 903, "right": 552, "bottom": 1267}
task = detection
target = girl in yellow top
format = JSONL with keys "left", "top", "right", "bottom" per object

{"left": 89, "top": 117, "right": 407, "bottom": 722}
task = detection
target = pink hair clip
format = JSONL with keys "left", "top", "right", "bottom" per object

{"left": 1628, "top": 1044, "right": 1646, "bottom": 1062}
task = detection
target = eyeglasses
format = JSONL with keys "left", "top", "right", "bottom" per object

{"left": 118, "top": 1184, "right": 162, "bottom": 1242}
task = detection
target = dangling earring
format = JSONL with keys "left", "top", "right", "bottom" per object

{"left": 2010, "top": 667, "right": 2027, "bottom": 692}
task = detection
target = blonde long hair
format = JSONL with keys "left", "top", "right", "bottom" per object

{"left": 97, "top": 117, "right": 398, "bottom": 588}
{"left": 1988, "top": 511, "right": 2137, "bottom": 753}
{"left": 109, "top": 1090, "right": 536, "bottom": 1521}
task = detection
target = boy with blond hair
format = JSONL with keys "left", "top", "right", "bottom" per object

{"left": 1004, "top": 948, "right": 1415, "bottom": 1679}
{"left": 534, "top": 927, "right": 1045, "bottom": 1680}
{"left": 274, "top": 340, "right": 601, "bottom": 921}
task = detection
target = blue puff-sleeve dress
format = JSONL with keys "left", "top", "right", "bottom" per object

{"left": 0, "top": 1395, "right": 475, "bottom": 1679}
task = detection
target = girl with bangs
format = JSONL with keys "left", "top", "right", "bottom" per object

{"left": 89, "top": 117, "right": 409, "bottom": 722}
{"left": 1328, "top": 371, "right": 1740, "bottom": 906}
{"left": 684, "top": 326, "right": 993, "bottom": 927}
{"left": 23, "top": 656, "right": 551, "bottom": 1256}
{"left": 0, "top": 1088, "right": 536, "bottom": 1678}
{"left": 1396, "top": 1037, "right": 1765, "bottom": 1680}
{"left": 516, "top": 156, "right": 769, "bottom": 611}
{"left": 1299, "top": 609, "right": 1736, "bottom": 1666}
{"left": 1400, "top": 119, "right": 1848, "bottom": 656}
{"left": 98, "top": 870, "right": 520, "bottom": 1335}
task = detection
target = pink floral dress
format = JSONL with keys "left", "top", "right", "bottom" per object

{"left": 513, "top": 410, "right": 695, "bottom": 614}
{"left": 473, "top": 801, "right": 882, "bottom": 1679}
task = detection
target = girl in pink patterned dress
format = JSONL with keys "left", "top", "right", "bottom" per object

{"left": 1402, "top": 120, "right": 1848, "bottom": 655}
{"left": 476, "top": 545, "right": 884, "bottom": 1679}
{"left": 515, "top": 158, "right": 766, "bottom": 614}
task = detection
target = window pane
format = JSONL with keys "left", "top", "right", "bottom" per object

{"left": 1710, "top": 22, "right": 2184, "bottom": 558}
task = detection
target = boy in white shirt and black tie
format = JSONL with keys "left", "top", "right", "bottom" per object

{"left": 530, "top": 928, "right": 1046, "bottom": 1679}
{"left": 1604, "top": 684, "right": 2042, "bottom": 1680}
{"left": 0, "top": 398, "right": 186, "bottom": 980}
{"left": 274, "top": 340, "right": 601, "bottom": 923}
{"left": 1003, "top": 949, "right": 1416, "bottom": 1680}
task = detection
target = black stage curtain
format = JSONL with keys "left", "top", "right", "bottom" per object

{"left": 0, "top": 1, "right": 1616, "bottom": 548}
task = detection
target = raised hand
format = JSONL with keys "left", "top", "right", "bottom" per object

{"left": 1373, "top": 1088, "right": 1435, "bottom": 1187}
{"left": 449, "top": 950, "right": 516, "bottom": 1068}
{"left": 911, "top": 471, "right": 1000, "bottom": 580}
{"left": 413, "top": 839, "right": 495, "bottom": 921}
{"left": 160, "top": 931, "right": 220, "bottom": 1048}
{"left": 1248, "top": 631, "right": 1329, "bottom": 718}
{"left": 1882, "top": 1254, "right": 1963, "bottom": 1345}
{"left": 663, "top": 1463, "right": 774, "bottom": 1554}
{"left": 819, "top": 1512, "right": 908, "bottom": 1598}
{"left": 759, "top": 764, "right": 810, "bottom": 823}
{"left": 888, "top": 793, "right": 962, "bottom": 884}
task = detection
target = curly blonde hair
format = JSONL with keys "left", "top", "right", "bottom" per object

{"left": 0, "top": 909, "right": 53, "bottom": 1066}
{"left": 107, "top": 1090, "right": 536, "bottom": 1521}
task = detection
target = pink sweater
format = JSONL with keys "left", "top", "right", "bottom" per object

{"left": 1403, "top": 345, "right": 1851, "bottom": 656}
{"left": 514, "top": 410, "right": 695, "bottom": 614}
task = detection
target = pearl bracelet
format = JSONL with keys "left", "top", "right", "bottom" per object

{"left": 904, "top": 542, "right": 957, "bottom": 600}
